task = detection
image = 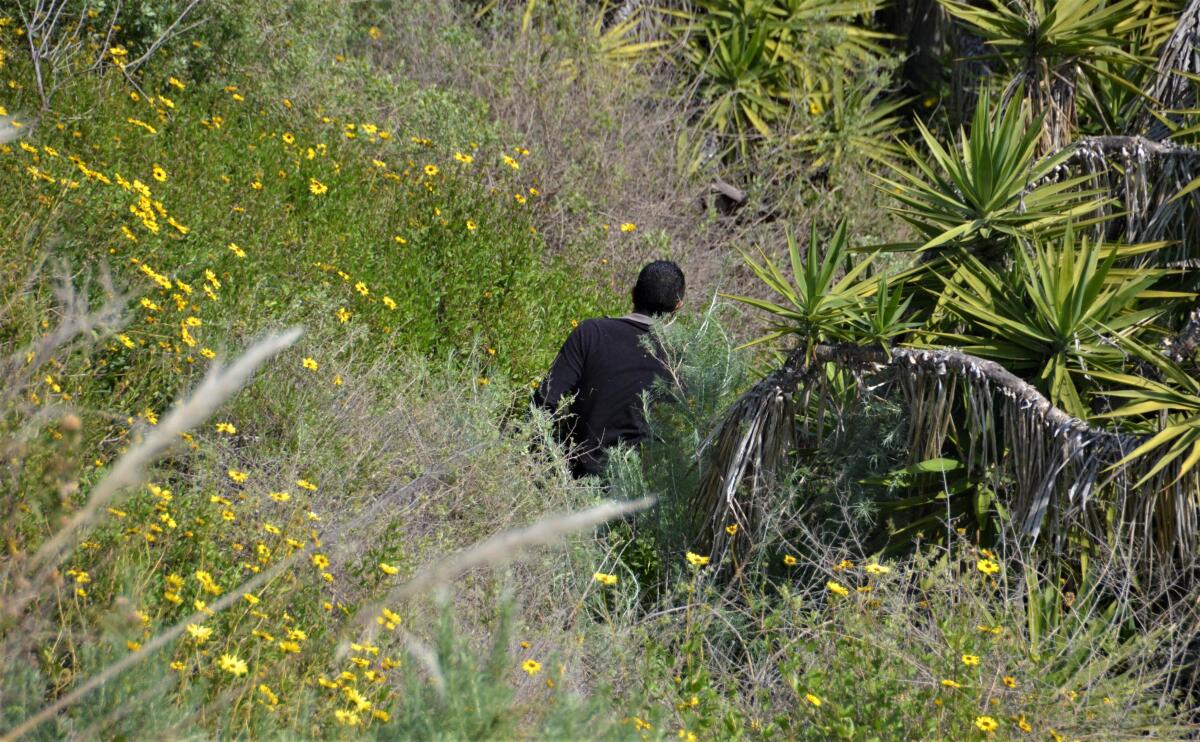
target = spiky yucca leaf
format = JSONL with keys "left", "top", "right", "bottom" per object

{"left": 791, "top": 73, "right": 908, "bottom": 169}
{"left": 1092, "top": 335, "right": 1200, "bottom": 484}
{"left": 722, "top": 221, "right": 879, "bottom": 355}
{"left": 876, "top": 91, "right": 1109, "bottom": 257}
{"left": 939, "top": 0, "right": 1148, "bottom": 149}
{"left": 935, "top": 230, "right": 1175, "bottom": 418}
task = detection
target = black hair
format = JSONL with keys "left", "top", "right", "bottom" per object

{"left": 632, "top": 260, "right": 685, "bottom": 316}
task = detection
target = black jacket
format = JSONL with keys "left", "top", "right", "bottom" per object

{"left": 534, "top": 314, "right": 668, "bottom": 477}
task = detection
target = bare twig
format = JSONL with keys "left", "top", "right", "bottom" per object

{"left": 123, "top": 0, "right": 205, "bottom": 72}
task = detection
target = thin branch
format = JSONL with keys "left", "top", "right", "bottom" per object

{"left": 123, "top": 0, "right": 204, "bottom": 72}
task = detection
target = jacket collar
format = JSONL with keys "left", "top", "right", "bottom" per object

{"left": 621, "top": 312, "right": 656, "bottom": 327}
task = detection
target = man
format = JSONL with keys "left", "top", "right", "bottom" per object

{"left": 534, "top": 260, "right": 686, "bottom": 478}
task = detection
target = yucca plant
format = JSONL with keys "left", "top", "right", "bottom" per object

{"left": 939, "top": 0, "right": 1148, "bottom": 151}
{"left": 556, "top": 3, "right": 668, "bottom": 83}
{"left": 722, "top": 221, "right": 881, "bottom": 357}
{"left": 877, "top": 90, "right": 1108, "bottom": 258}
{"left": 791, "top": 73, "right": 909, "bottom": 171}
{"left": 669, "top": 0, "right": 888, "bottom": 158}
{"left": 690, "top": 10, "right": 792, "bottom": 150}
{"left": 934, "top": 230, "right": 1173, "bottom": 418}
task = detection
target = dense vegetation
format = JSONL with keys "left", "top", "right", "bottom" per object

{"left": 4, "top": 0, "right": 1200, "bottom": 739}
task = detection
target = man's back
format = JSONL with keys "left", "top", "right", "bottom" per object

{"left": 534, "top": 315, "right": 668, "bottom": 477}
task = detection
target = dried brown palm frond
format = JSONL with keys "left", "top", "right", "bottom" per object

{"left": 1067, "top": 135, "right": 1200, "bottom": 251}
{"left": 693, "top": 343, "right": 1200, "bottom": 579}
{"left": 1137, "top": 0, "right": 1200, "bottom": 141}
{"left": 690, "top": 349, "right": 808, "bottom": 561}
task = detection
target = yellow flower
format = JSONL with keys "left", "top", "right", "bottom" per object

{"left": 218, "top": 654, "right": 248, "bottom": 677}
{"left": 355, "top": 281, "right": 368, "bottom": 296}
{"left": 336, "top": 307, "right": 351, "bottom": 323}
{"left": 466, "top": 219, "right": 478, "bottom": 231}
{"left": 864, "top": 563, "right": 890, "bottom": 575}
{"left": 152, "top": 165, "right": 167, "bottom": 182}
{"left": 502, "top": 154, "right": 520, "bottom": 170}
{"left": 379, "top": 562, "right": 399, "bottom": 575}
{"left": 976, "top": 558, "right": 1000, "bottom": 575}
{"left": 685, "top": 552, "right": 710, "bottom": 567}
{"left": 186, "top": 623, "right": 213, "bottom": 643}
{"left": 215, "top": 422, "right": 236, "bottom": 434}
{"left": 939, "top": 679, "right": 961, "bottom": 689}
{"left": 308, "top": 177, "right": 328, "bottom": 195}
{"left": 334, "top": 710, "right": 360, "bottom": 726}
{"left": 454, "top": 152, "right": 473, "bottom": 164}
{"left": 619, "top": 222, "right": 636, "bottom": 232}
{"left": 961, "top": 653, "right": 980, "bottom": 667}
{"left": 1002, "top": 675, "right": 1017, "bottom": 688}
{"left": 228, "top": 468, "right": 248, "bottom": 483}
{"left": 1016, "top": 715, "right": 1031, "bottom": 732}
{"left": 169, "top": 76, "right": 186, "bottom": 90}
{"left": 382, "top": 296, "right": 397, "bottom": 310}
{"left": 368, "top": 25, "right": 382, "bottom": 40}
{"left": 297, "top": 479, "right": 318, "bottom": 490}
{"left": 228, "top": 242, "right": 246, "bottom": 258}
{"left": 269, "top": 491, "right": 290, "bottom": 502}
{"left": 974, "top": 715, "right": 998, "bottom": 733}
{"left": 243, "top": 592, "right": 260, "bottom": 605}
{"left": 302, "top": 357, "right": 319, "bottom": 371}
{"left": 282, "top": 131, "right": 295, "bottom": 144}
{"left": 724, "top": 524, "right": 738, "bottom": 536}
{"left": 804, "top": 693, "right": 822, "bottom": 707}
{"left": 521, "top": 659, "right": 541, "bottom": 676}
{"left": 593, "top": 572, "right": 618, "bottom": 586}
{"left": 783, "top": 554, "right": 797, "bottom": 566}
{"left": 809, "top": 99, "right": 823, "bottom": 115}
{"left": 424, "top": 164, "right": 438, "bottom": 176}
{"left": 311, "top": 553, "right": 330, "bottom": 569}
{"left": 826, "top": 580, "right": 849, "bottom": 597}
{"left": 377, "top": 607, "right": 402, "bottom": 630}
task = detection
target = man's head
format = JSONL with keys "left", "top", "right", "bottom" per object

{"left": 632, "top": 260, "right": 686, "bottom": 316}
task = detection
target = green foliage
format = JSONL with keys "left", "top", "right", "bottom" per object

{"left": 0, "top": 62, "right": 612, "bottom": 389}
{"left": 769, "top": 547, "right": 1185, "bottom": 740}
